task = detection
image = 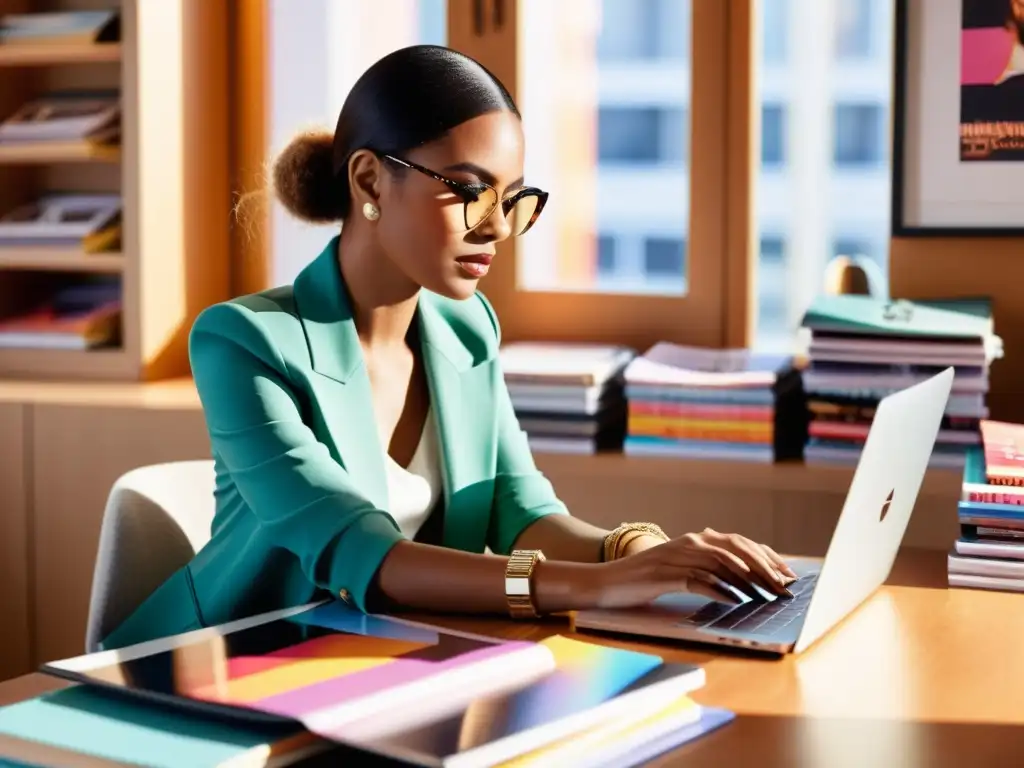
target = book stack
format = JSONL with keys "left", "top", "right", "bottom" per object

{"left": 0, "top": 10, "right": 120, "bottom": 47}
{"left": 949, "top": 421, "right": 1024, "bottom": 594}
{"left": 799, "top": 296, "right": 1001, "bottom": 469}
{"left": 0, "top": 602, "right": 735, "bottom": 767}
{"left": 0, "top": 90, "right": 121, "bottom": 148}
{"left": 0, "top": 281, "right": 121, "bottom": 350}
{"left": 499, "top": 342, "right": 635, "bottom": 454}
{"left": 0, "top": 193, "right": 122, "bottom": 252}
{"left": 621, "top": 342, "right": 806, "bottom": 463}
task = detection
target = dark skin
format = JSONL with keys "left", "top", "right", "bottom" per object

{"left": 339, "top": 111, "right": 798, "bottom": 615}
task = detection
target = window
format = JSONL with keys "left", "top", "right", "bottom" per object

{"left": 517, "top": 1, "right": 693, "bottom": 296}
{"left": 458, "top": 0, "right": 729, "bottom": 349}
{"left": 757, "top": 236, "right": 789, "bottom": 350}
{"left": 834, "top": 103, "right": 884, "bottom": 166}
{"left": 597, "top": 107, "right": 688, "bottom": 164}
{"left": 835, "top": 0, "right": 873, "bottom": 59}
{"left": 598, "top": 108, "right": 659, "bottom": 163}
{"left": 268, "top": 0, "right": 447, "bottom": 285}
{"left": 762, "top": 0, "right": 788, "bottom": 64}
{"left": 761, "top": 104, "right": 786, "bottom": 167}
{"left": 597, "top": 234, "right": 617, "bottom": 275}
{"left": 832, "top": 237, "right": 874, "bottom": 260}
{"left": 753, "top": 1, "right": 893, "bottom": 352}
{"left": 597, "top": 0, "right": 690, "bottom": 61}
{"left": 761, "top": 236, "right": 786, "bottom": 263}
{"left": 643, "top": 237, "right": 686, "bottom": 276}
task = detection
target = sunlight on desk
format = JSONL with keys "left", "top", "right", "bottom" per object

{"left": 793, "top": 584, "right": 1024, "bottom": 725}
{"left": 795, "top": 594, "right": 915, "bottom": 718}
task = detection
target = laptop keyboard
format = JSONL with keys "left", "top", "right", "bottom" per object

{"left": 680, "top": 572, "right": 819, "bottom": 638}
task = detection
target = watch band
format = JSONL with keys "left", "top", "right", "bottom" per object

{"left": 505, "top": 549, "right": 546, "bottom": 619}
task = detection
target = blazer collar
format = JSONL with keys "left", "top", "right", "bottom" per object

{"left": 292, "top": 237, "right": 496, "bottom": 552}
{"left": 292, "top": 236, "right": 475, "bottom": 383}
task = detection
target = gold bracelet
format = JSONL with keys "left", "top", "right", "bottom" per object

{"left": 603, "top": 522, "right": 670, "bottom": 562}
{"left": 505, "top": 549, "right": 546, "bottom": 619}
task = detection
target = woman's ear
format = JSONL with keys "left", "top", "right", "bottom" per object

{"left": 347, "top": 149, "right": 382, "bottom": 210}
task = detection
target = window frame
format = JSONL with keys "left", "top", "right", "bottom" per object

{"left": 447, "top": 0, "right": 755, "bottom": 351}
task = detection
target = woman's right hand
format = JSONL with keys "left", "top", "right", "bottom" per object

{"left": 591, "top": 528, "right": 799, "bottom": 609}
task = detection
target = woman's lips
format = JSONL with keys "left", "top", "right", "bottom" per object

{"left": 456, "top": 253, "right": 493, "bottom": 278}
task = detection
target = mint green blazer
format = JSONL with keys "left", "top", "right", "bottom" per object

{"left": 101, "top": 237, "right": 567, "bottom": 650}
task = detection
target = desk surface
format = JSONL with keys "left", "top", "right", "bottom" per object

{"left": 2, "top": 548, "right": 1023, "bottom": 766}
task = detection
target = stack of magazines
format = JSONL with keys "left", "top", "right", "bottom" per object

{"left": 949, "top": 421, "right": 1024, "bottom": 594}
{"left": 499, "top": 342, "right": 636, "bottom": 454}
{"left": 622, "top": 342, "right": 806, "bottom": 463}
{"left": 0, "top": 603, "right": 736, "bottom": 766}
{"left": 799, "top": 295, "right": 1000, "bottom": 469}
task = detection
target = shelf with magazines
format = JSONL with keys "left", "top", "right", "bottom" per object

{"left": 0, "top": 1, "right": 229, "bottom": 381}
{"left": 0, "top": 140, "right": 121, "bottom": 164}
{"left": 0, "top": 247, "right": 123, "bottom": 273}
{"left": 0, "top": 42, "right": 121, "bottom": 67}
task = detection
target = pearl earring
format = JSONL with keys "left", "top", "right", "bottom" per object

{"left": 362, "top": 202, "right": 380, "bottom": 221}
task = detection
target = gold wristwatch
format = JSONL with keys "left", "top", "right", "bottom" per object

{"left": 505, "top": 549, "right": 546, "bottom": 619}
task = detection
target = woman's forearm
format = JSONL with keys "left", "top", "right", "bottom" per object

{"left": 373, "top": 540, "right": 603, "bottom": 615}
{"left": 512, "top": 514, "right": 609, "bottom": 562}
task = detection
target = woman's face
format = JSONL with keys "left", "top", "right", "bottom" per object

{"left": 375, "top": 111, "right": 527, "bottom": 301}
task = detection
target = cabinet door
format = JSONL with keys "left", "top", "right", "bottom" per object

{"left": 32, "top": 404, "right": 210, "bottom": 664}
{"left": 0, "top": 403, "right": 29, "bottom": 682}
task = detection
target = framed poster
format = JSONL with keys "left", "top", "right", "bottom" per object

{"left": 892, "top": 0, "right": 1024, "bottom": 235}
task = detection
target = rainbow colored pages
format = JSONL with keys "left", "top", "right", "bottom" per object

{"left": 42, "top": 601, "right": 706, "bottom": 766}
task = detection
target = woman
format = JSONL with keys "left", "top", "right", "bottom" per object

{"left": 102, "top": 45, "right": 795, "bottom": 650}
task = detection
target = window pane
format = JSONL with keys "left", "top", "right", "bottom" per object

{"left": 596, "top": 0, "right": 690, "bottom": 61}
{"left": 761, "top": 104, "right": 786, "bottom": 166}
{"left": 753, "top": 0, "right": 893, "bottom": 352}
{"left": 269, "top": 0, "right": 446, "bottom": 285}
{"left": 762, "top": 0, "right": 788, "bottom": 63}
{"left": 757, "top": 236, "right": 788, "bottom": 340}
{"left": 518, "top": 0, "right": 691, "bottom": 296}
{"left": 835, "top": 0, "right": 873, "bottom": 59}
{"left": 834, "top": 103, "right": 883, "bottom": 166}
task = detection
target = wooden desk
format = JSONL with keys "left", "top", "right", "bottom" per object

{"left": 2, "top": 549, "right": 1023, "bottom": 766}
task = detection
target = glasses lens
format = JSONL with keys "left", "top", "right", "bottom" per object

{"left": 507, "top": 194, "right": 541, "bottom": 236}
{"left": 464, "top": 187, "right": 499, "bottom": 230}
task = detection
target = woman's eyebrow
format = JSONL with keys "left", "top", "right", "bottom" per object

{"left": 442, "top": 161, "right": 495, "bottom": 184}
{"left": 442, "top": 162, "right": 524, "bottom": 191}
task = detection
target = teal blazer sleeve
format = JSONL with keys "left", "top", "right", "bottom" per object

{"left": 190, "top": 303, "right": 405, "bottom": 612}
{"left": 478, "top": 295, "right": 569, "bottom": 555}
{"left": 103, "top": 238, "right": 573, "bottom": 647}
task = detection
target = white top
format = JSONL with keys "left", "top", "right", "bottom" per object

{"left": 385, "top": 410, "right": 443, "bottom": 540}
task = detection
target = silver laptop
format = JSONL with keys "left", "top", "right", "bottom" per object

{"left": 574, "top": 367, "right": 954, "bottom": 655}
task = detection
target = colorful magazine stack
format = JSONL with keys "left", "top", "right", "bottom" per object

{"left": 499, "top": 342, "right": 636, "bottom": 454}
{"left": 799, "top": 295, "right": 1001, "bottom": 469}
{"left": 621, "top": 342, "right": 806, "bottom": 463}
{"left": 0, "top": 602, "right": 734, "bottom": 767}
{"left": 949, "top": 422, "right": 1024, "bottom": 594}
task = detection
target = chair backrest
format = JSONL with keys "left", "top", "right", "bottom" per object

{"left": 85, "top": 460, "right": 216, "bottom": 653}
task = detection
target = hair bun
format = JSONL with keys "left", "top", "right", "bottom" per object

{"left": 271, "top": 130, "right": 348, "bottom": 223}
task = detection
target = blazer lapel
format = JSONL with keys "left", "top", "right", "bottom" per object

{"left": 418, "top": 295, "right": 497, "bottom": 553}
{"left": 293, "top": 238, "right": 497, "bottom": 551}
{"left": 292, "top": 237, "right": 389, "bottom": 510}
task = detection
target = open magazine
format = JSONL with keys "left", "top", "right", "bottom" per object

{"left": 42, "top": 602, "right": 707, "bottom": 767}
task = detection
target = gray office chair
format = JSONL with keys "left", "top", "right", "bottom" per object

{"left": 85, "top": 460, "right": 216, "bottom": 653}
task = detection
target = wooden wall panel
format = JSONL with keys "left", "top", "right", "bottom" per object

{"left": 539, "top": 454, "right": 960, "bottom": 557}
{"left": 891, "top": 238, "right": 1024, "bottom": 424}
{"left": 31, "top": 405, "right": 210, "bottom": 664}
{"left": 0, "top": 403, "right": 30, "bottom": 682}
